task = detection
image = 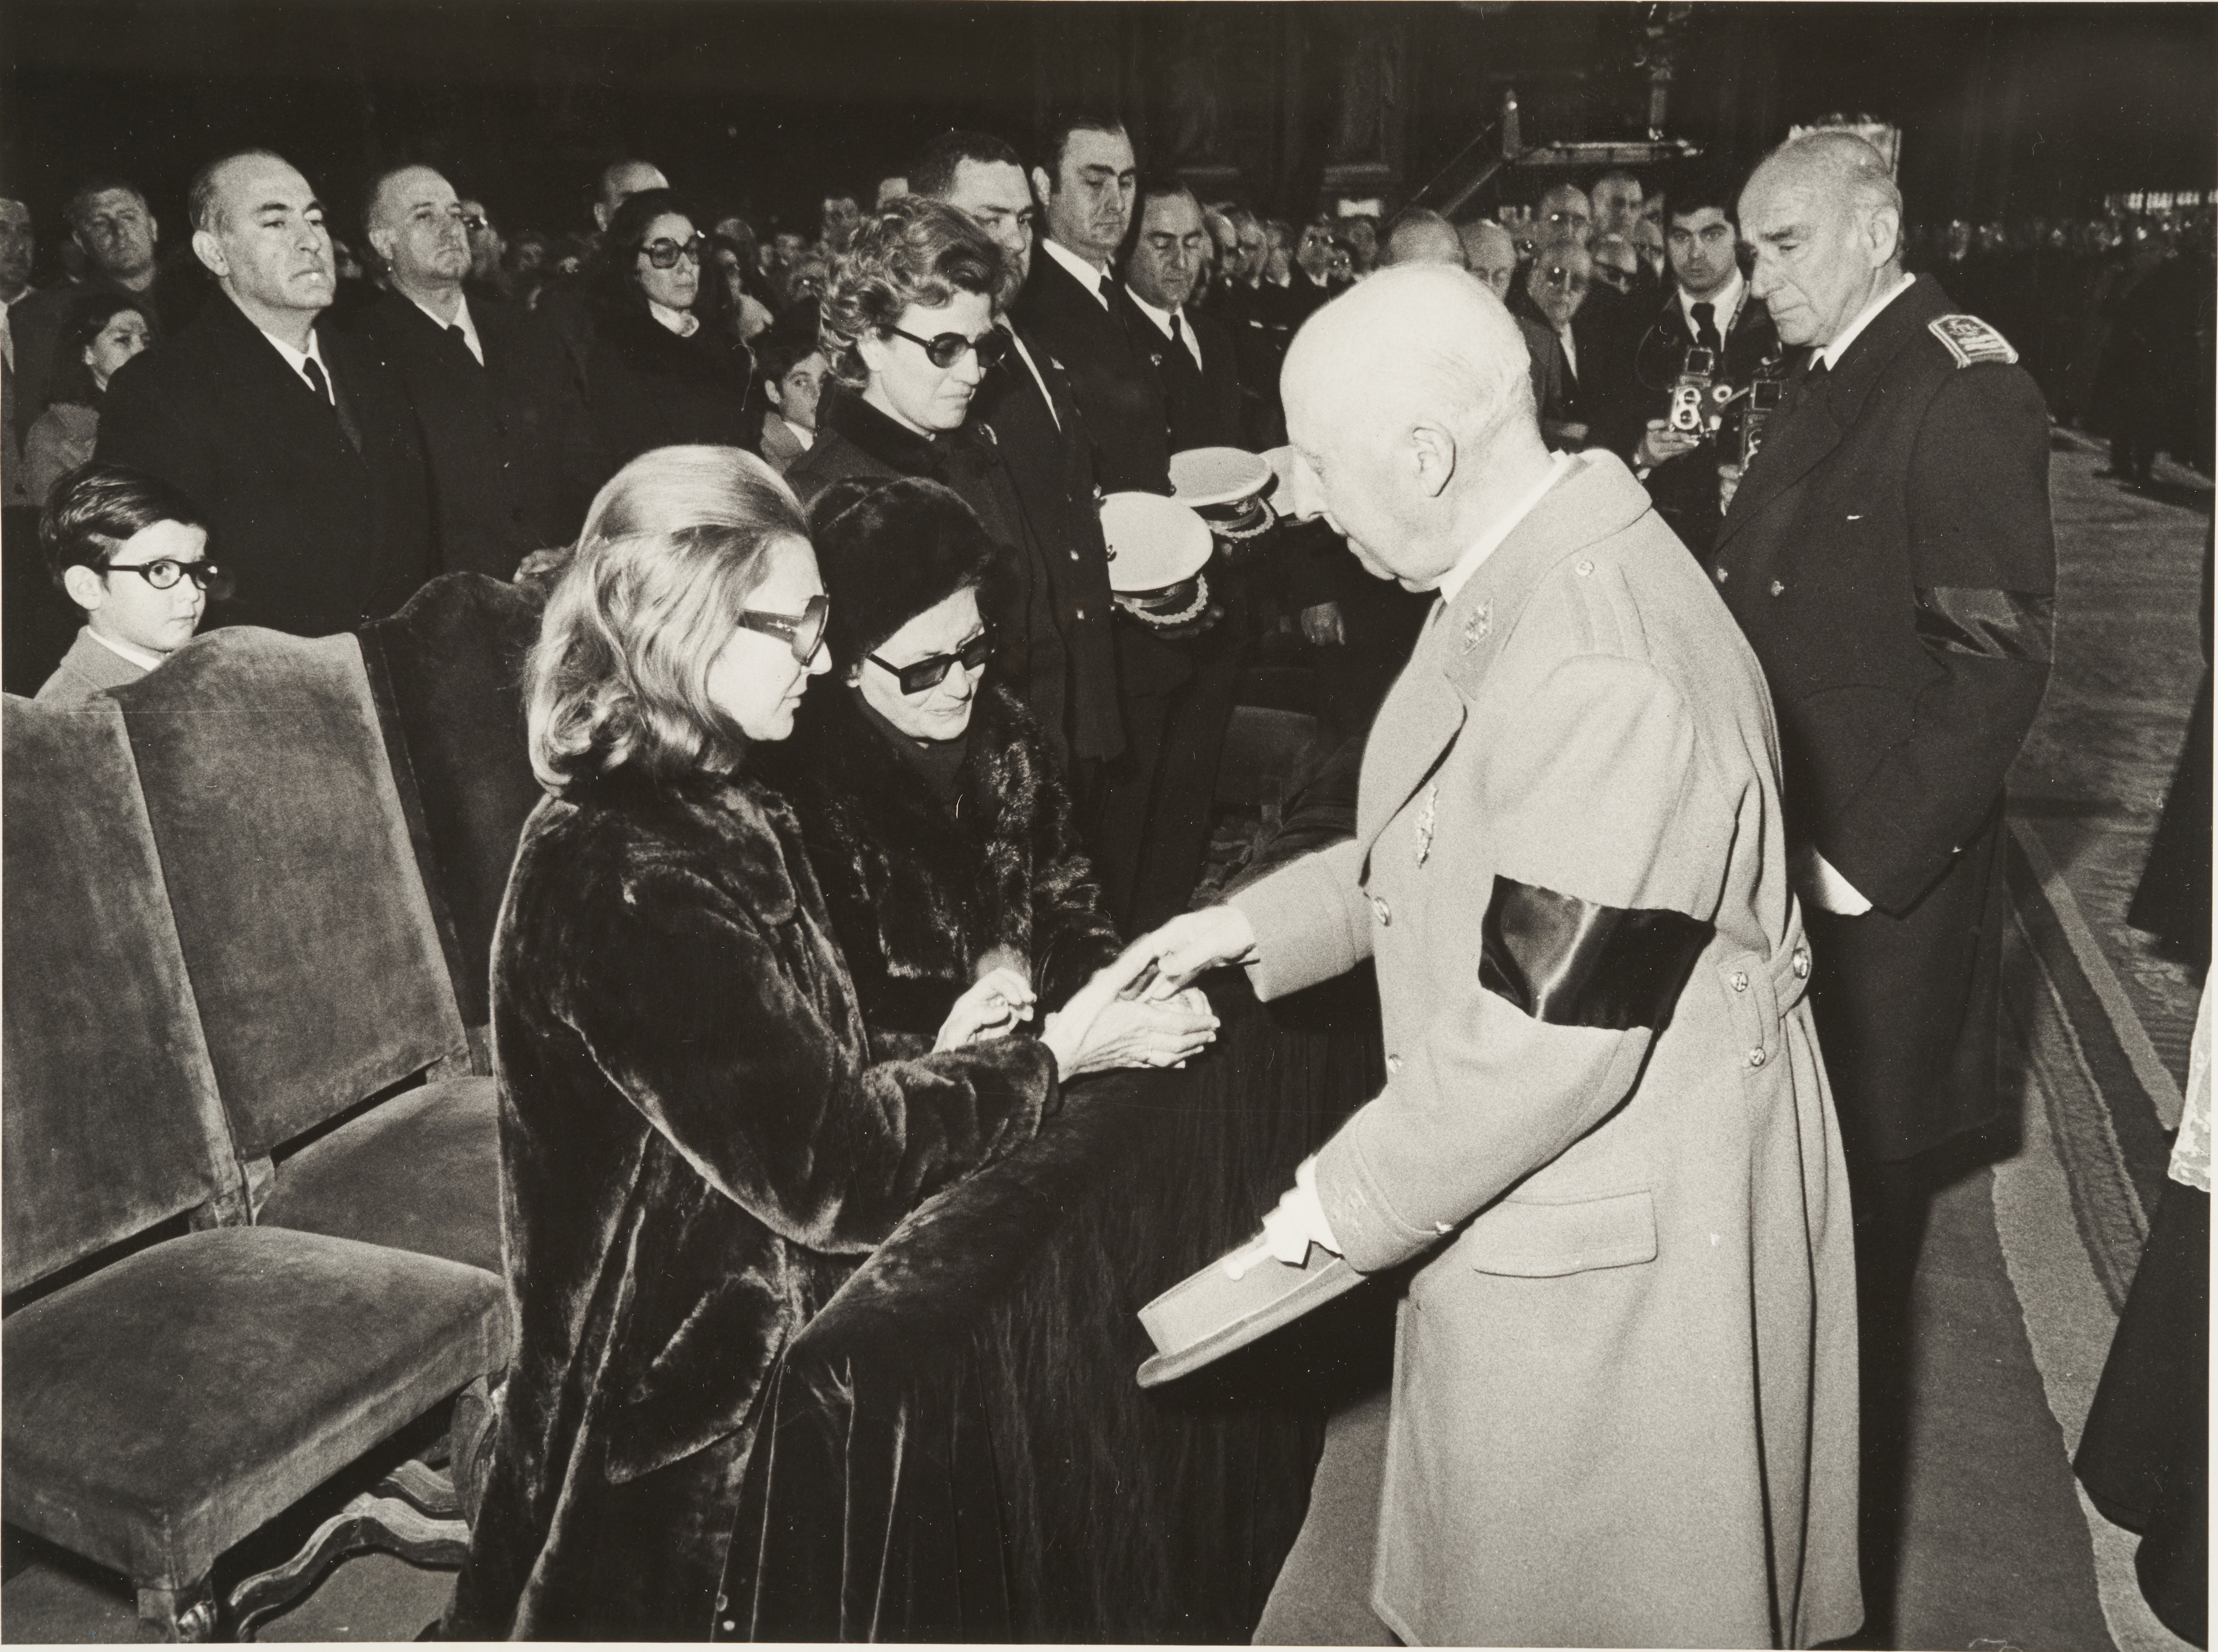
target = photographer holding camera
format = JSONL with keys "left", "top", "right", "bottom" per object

{"left": 1609, "top": 168, "right": 1783, "bottom": 557}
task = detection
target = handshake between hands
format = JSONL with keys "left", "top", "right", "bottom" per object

{"left": 932, "top": 905, "right": 1249, "bottom": 1079}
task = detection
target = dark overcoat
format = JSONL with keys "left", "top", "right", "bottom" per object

{"left": 581, "top": 299, "right": 754, "bottom": 474}
{"left": 351, "top": 290, "right": 603, "bottom": 579}
{"left": 968, "top": 323, "right": 1125, "bottom": 764}
{"left": 1010, "top": 248, "right": 1172, "bottom": 495}
{"left": 769, "top": 679, "right": 1122, "bottom": 1049}
{"left": 96, "top": 293, "right": 435, "bottom": 635}
{"left": 1712, "top": 274, "right": 2054, "bottom": 1162}
{"left": 444, "top": 768, "right": 1059, "bottom": 1639}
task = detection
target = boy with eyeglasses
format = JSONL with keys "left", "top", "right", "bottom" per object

{"left": 37, "top": 463, "right": 225, "bottom": 702}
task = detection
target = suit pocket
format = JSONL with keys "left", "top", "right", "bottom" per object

{"left": 1461, "top": 1187, "right": 1657, "bottom": 1277}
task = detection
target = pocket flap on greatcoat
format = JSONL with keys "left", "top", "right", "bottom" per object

{"left": 1462, "top": 1187, "right": 1658, "bottom": 1277}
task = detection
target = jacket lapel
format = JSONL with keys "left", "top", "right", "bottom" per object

{"left": 1356, "top": 608, "right": 1465, "bottom": 860}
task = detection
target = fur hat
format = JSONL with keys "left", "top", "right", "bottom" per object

{"left": 807, "top": 476, "right": 999, "bottom": 672}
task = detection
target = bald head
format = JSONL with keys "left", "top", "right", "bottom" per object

{"left": 1538, "top": 182, "right": 1592, "bottom": 248}
{"left": 1383, "top": 210, "right": 1467, "bottom": 269}
{"left": 1281, "top": 265, "right": 1545, "bottom": 587}
{"left": 364, "top": 164, "right": 469, "bottom": 300}
{"left": 1460, "top": 219, "right": 1518, "bottom": 302}
{"left": 595, "top": 159, "right": 668, "bottom": 231}
{"left": 1740, "top": 131, "right": 1904, "bottom": 348}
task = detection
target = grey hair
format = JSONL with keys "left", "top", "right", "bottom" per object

{"left": 186, "top": 148, "right": 288, "bottom": 236}
{"left": 1765, "top": 130, "right": 1904, "bottom": 239}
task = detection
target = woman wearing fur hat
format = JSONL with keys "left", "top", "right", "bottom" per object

{"left": 771, "top": 473, "right": 1218, "bottom": 1070}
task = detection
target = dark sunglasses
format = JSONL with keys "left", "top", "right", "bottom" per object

{"left": 868, "top": 630, "right": 992, "bottom": 696}
{"left": 640, "top": 235, "right": 706, "bottom": 269}
{"left": 96, "top": 557, "right": 234, "bottom": 599}
{"left": 887, "top": 325, "right": 1009, "bottom": 371}
{"left": 735, "top": 593, "right": 830, "bottom": 663}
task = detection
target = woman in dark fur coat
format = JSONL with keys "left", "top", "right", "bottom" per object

{"left": 771, "top": 473, "right": 1219, "bottom": 1067}
{"left": 443, "top": 447, "right": 1151, "bottom": 1640}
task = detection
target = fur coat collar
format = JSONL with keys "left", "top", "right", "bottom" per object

{"left": 769, "top": 679, "right": 1121, "bottom": 1045}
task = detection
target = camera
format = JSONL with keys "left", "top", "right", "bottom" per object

{"left": 1741, "top": 377, "right": 1786, "bottom": 466}
{"left": 1669, "top": 347, "right": 1733, "bottom": 438}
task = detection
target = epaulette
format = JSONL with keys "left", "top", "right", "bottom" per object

{"left": 1927, "top": 314, "right": 2019, "bottom": 368}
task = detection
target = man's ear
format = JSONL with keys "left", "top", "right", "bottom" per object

{"left": 366, "top": 225, "right": 397, "bottom": 268}
{"left": 763, "top": 377, "right": 785, "bottom": 411}
{"left": 1030, "top": 168, "right": 1054, "bottom": 210}
{"left": 1410, "top": 424, "right": 1457, "bottom": 499}
{"left": 1864, "top": 203, "right": 1903, "bottom": 268}
{"left": 191, "top": 228, "right": 227, "bottom": 281}
{"left": 62, "top": 565, "right": 106, "bottom": 613}
{"left": 593, "top": 202, "right": 613, "bottom": 234}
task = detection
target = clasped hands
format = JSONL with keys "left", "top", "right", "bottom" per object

{"left": 932, "top": 941, "right": 1220, "bottom": 1079}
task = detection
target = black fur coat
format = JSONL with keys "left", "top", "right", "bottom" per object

{"left": 771, "top": 680, "right": 1123, "bottom": 1051}
{"left": 444, "top": 767, "right": 1058, "bottom": 1639}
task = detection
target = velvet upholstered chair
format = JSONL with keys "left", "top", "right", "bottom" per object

{"left": 360, "top": 572, "right": 548, "bottom": 1041}
{"left": 105, "top": 626, "right": 505, "bottom": 1277}
{"left": 1, "top": 693, "right": 510, "bottom": 1640}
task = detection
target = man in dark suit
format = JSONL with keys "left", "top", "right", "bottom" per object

{"left": 1011, "top": 113, "right": 1170, "bottom": 496}
{"left": 354, "top": 164, "right": 600, "bottom": 580}
{"left": 910, "top": 127, "right": 1122, "bottom": 774}
{"left": 1119, "top": 176, "right": 1244, "bottom": 454}
{"left": 97, "top": 148, "right": 434, "bottom": 636}
{"left": 1714, "top": 130, "right": 2054, "bottom": 1631}
{"left": 1606, "top": 168, "right": 1782, "bottom": 556}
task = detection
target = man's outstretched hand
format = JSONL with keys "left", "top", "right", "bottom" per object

{"left": 1128, "top": 904, "right": 1260, "bottom": 1000}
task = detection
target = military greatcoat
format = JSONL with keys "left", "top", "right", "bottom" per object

{"left": 1228, "top": 452, "right": 1862, "bottom": 1648}
{"left": 1710, "top": 274, "right": 2054, "bottom": 1163}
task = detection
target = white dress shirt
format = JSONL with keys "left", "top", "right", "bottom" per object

{"left": 1437, "top": 452, "right": 1573, "bottom": 604}
{"left": 648, "top": 299, "right": 700, "bottom": 338}
{"left": 1556, "top": 322, "right": 1578, "bottom": 382}
{"left": 1122, "top": 287, "right": 1205, "bottom": 372}
{"left": 1818, "top": 271, "right": 1917, "bottom": 371}
{"left": 1676, "top": 266, "right": 1748, "bottom": 341}
{"left": 255, "top": 318, "right": 336, "bottom": 402}
{"left": 1040, "top": 236, "right": 1112, "bottom": 308}
{"left": 408, "top": 288, "right": 485, "bottom": 365}
{"left": 87, "top": 628, "right": 165, "bottom": 671}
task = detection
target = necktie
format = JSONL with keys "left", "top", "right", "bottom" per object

{"left": 1691, "top": 301, "right": 1722, "bottom": 355}
{"left": 302, "top": 356, "right": 333, "bottom": 406}
{"left": 1099, "top": 271, "right": 1118, "bottom": 310}
{"left": 1169, "top": 310, "right": 1192, "bottom": 369}
{"left": 447, "top": 323, "right": 473, "bottom": 362}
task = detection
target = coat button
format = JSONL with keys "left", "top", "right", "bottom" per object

{"left": 1769, "top": 579, "right": 1785, "bottom": 596}
{"left": 1075, "top": 607, "right": 1086, "bottom": 620}
{"left": 1747, "top": 1048, "right": 1768, "bottom": 1069}
{"left": 1387, "top": 1053, "right": 1404, "bottom": 1073}
{"left": 1792, "top": 946, "right": 1811, "bottom": 979}
{"left": 1576, "top": 558, "right": 1594, "bottom": 576}
{"left": 1372, "top": 895, "right": 1392, "bottom": 926}
{"left": 1714, "top": 566, "right": 1729, "bottom": 583}
{"left": 1729, "top": 971, "right": 1749, "bottom": 992}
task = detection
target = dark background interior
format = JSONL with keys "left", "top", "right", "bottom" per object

{"left": 2, "top": 2, "right": 2211, "bottom": 259}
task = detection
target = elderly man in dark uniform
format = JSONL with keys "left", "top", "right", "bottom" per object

{"left": 1713, "top": 130, "right": 2054, "bottom": 1630}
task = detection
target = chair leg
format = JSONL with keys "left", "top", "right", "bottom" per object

{"left": 227, "top": 1490, "right": 468, "bottom": 1641}
{"left": 136, "top": 1578, "right": 217, "bottom": 1642}
{"left": 447, "top": 1375, "right": 497, "bottom": 1529}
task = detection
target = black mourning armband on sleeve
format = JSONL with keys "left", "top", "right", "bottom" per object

{"left": 1478, "top": 875, "right": 1714, "bottom": 1031}
{"left": 1914, "top": 587, "right": 2054, "bottom": 664}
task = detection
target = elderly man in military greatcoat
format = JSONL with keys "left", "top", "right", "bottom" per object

{"left": 1711, "top": 130, "right": 2055, "bottom": 1628}
{"left": 1137, "top": 265, "right": 1862, "bottom": 1648}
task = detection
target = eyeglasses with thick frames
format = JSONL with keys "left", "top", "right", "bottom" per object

{"left": 95, "top": 557, "right": 234, "bottom": 599}
{"left": 868, "top": 630, "right": 992, "bottom": 696}
{"left": 886, "top": 325, "right": 1009, "bottom": 371}
{"left": 735, "top": 593, "right": 830, "bottom": 663}
{"left": 640, "top": 235, "right": 706, "bottom": 269}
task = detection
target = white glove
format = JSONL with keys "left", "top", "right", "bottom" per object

{"left": 1226, "top": 1156, "right": 1342, "bottom": 1278}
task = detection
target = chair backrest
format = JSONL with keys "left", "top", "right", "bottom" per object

{"left": 360, "top": 573, "right": 546, "bottom": 1029}
{"left": 2, "top": 695, "right": 242, "bottom": 1294}
{"left": 109, "top": 628, "right": 469, "bottom": 1158}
